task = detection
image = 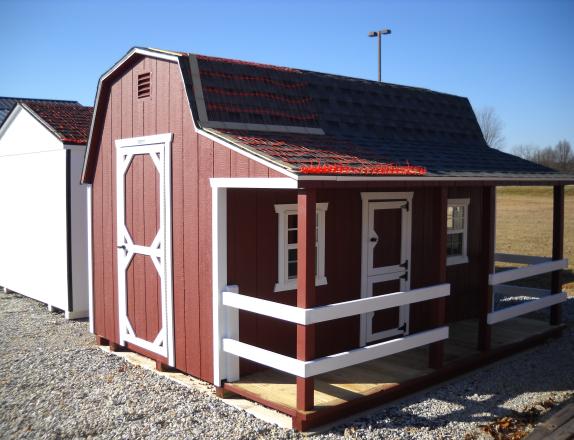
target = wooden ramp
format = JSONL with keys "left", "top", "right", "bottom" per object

{"left": 224, "top": 317, "right": 563, "bottom": 429}
{"left": 527, "top": 402, "right": 574, "bottom": 440}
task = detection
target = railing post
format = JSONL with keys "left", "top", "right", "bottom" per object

{"left": 551, "top": 185, "right": 564, "bottom": 325}
{"left": 429, "top": 187, "right": 447, "bottom": 369}
{"left": 478, "top": 186, "right": 495, "bottom": 351}
{"left": 296, "top": 188, "right": 316, "bottom": 411}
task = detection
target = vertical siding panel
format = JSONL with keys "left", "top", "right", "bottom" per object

{"left": 121, "top": 68, "right": 133, "bottom": 139}
{"left": 214, "top": 144, "right": 231, "bottom": 178}
{"left": 229, "top": 189, "right": 259, "bottom": 374}
{"left": 249, "top": 160, "right": 269, "bottom": 177}
{"left": 143, "top": 58, "right": 157, "bottom": 137}
{"left": 198, "top": 136, "right": 214, "bottom": 381}
{"left": 183, "top": 108, "right": 201, "bottom": 376}
{"left": 110, "top": 81, "right": 122, "bottom": 342}
{"left": 143, "top": 154, "right": 160, "bottom": 339}
{"left": 133, "top": 59, "right": 145, "bottom": 138}
{"left": 132, "top": 156, "right": 147, "bottom": 339}
{"left": 170, "top": 62, "right": 187, "bottom": 372}
{"left": 92, "top": 144, "right": 105, "bottom": 336}
{"left": 101, "top": 88, "right": 114, "bottom": 340}
{"left": 231, "top": 151, "right": 249, "bottom": 177}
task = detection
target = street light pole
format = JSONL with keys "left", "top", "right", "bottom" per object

{"left": 368, "top": 28, "right": 392, "bottom": 82}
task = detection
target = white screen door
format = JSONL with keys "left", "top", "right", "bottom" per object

{"left": 115, "top": 133, "right": 174, "bottom": 366}
{"left": 360, "top": 193, "right": 412, "bottom": 345}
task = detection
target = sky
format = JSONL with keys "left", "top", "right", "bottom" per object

{"left": 1, "top": 0, "right": 572, "bottom": 151}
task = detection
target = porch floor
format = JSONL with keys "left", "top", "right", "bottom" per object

{"left": 225, "top": 317, "right": 559, "bottom": 415}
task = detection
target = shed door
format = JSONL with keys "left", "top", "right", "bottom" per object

{"left": 361, "top": 199, "right": 411, "bottom": 345}
{"left": 115, "top": 134, "right": 174, "bottom": 366}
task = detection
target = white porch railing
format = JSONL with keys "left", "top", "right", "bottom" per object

{"left": 488, "top": 253, "right": 568, "bottom": 325}
{"left": 215, "top": 283, "right": 450, "bottom": 384}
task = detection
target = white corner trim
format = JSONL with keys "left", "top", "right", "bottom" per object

{"left": 209, "top": 177, "right": 298, "bottom": 189}
{"left": 87, "top": 184, "right": 94, "bottom": 333}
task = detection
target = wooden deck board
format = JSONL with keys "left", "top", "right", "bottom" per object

{"left": 228, "top": 317, "right": 555, "bottom": 413}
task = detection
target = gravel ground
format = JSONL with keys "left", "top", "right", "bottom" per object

{"left": 1, "top": 291, "right": 573, "bottom": 439}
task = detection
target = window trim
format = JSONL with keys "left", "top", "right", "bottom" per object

{"left": 274, "top": 202, "right": 328, "bottom": 292}
{"left": 446, "top": 198, "right": 470, "bottom": 266}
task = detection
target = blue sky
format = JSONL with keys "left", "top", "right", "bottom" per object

{"left": 1, "top": 0, "right": 572, "bottom": 150}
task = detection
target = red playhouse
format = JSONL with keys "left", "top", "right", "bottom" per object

{"left": 81, "top": 48, "right": 573, "bottom": 430}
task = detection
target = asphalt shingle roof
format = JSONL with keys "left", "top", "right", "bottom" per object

{"left": 0, "top": 97, "right": 80, "bottom": 126}
{"left": 180, "top": 52, "right": 570, "bottom": 179}
{"left": 23, "top": 101, "right": 93, "bottom": 144}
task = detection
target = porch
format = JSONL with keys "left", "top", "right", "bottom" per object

{"left": 211, "top": 181, "right": 568, "bottom": 431}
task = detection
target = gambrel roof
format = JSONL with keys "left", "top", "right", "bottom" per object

{"left": 82, "top": 48, "right": 574, "bottom": 183}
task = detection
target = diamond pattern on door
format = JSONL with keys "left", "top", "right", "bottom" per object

{"left": 115, "top": 134, "right": 173, "bottom": 364}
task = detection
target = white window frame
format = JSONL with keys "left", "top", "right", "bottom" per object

{"left": 447, "top": 198, "right": 470, "bottom": 266}
{"left": 274, "top": 203, "right": 328, "bottom": 292}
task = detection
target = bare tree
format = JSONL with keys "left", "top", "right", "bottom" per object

{"left": 512, "top": 144, "right": 538, "bottom": 160}
{"left": 555, "top": 139, "right": 572, "bottom": 171}
{"left": 476, "top": 107, "right": 505, "bottom": 150}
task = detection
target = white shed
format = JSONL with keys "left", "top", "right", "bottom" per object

{"left": 0, "top": 100, "right": 92, "bottom": 319}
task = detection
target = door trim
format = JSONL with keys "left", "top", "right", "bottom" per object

{"left": 115, "top": 133, "right": 174, "bottom": 367}
{"left": 360, "top": 192, "right": 413, "bottom": 347}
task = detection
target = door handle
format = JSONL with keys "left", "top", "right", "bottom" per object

{"left": 370, "top": 237, "right": 377, "bottom": 242}
{"left": 117, "top": 245, "right": 127, "bottom": 250}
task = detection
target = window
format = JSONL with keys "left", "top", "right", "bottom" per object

{"left": 274, "top": 203, "right": 328, "bottom": 292}
{"left": 447, "top": 198, "right": 470, "bottom": 266}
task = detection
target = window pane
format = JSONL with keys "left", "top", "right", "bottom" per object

{"left": 288, "top": 262, "right": 297, "bottom": 279}
{"left": 288, "top": 230, "right": 297, "bottom": 244}
{"left": 288, "top": 214, "right": 297, "bottom": 229}
{"left": 447, "top": 206, "right": 454, "bottom": 229}
{"left": 447, "top": 233, "right": 463, "bottom": 256}
{"left": 452, "top": 206, "right": 464, "bottom": 229}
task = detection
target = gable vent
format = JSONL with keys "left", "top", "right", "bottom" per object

{"left": 137, "top": 72, "right": 151, "bottom": 99}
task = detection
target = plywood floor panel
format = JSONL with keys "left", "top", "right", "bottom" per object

{"left": 229, "top": 317, "right": 554, "bottom": 412}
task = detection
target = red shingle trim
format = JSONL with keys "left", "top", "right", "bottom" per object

{"left": 203, "top": 87, "right": 312, "bottom": 105}
{"left": 196, "top": 54, "right": 299, "bottom": 72}
{"left": 200, "top": 70, "right": 307, "bottom": 89}
{"left": 207, "top": 103, "right": 318, "bottom": 122}
{"left": 299, "top": 164, "right": 427, "bottom": 176}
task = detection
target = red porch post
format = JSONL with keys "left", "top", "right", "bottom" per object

{"left": 478, "top": 186, "right": 496, "bottom": 351}
{"left": 429, "top": 187, "right": 447, "bottom": 368}
{"left": 296, "top": 189, "right": 316, "bottom": 411}
{"left": 551, "top": 185, "right": 565, "bottom": 325}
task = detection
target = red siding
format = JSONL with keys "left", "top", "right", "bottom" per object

{"left": 227, "top": 186, "right": 486, "bottom": 370}
{"left": 91, "top": 55, "right": 280, "bottom": 382}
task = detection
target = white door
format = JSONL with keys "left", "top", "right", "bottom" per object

{"left": 360, "top": 194, "right": 412, "bottom": 345}
{"left": 115, "top": 133, "right": 174, "bottom": 366}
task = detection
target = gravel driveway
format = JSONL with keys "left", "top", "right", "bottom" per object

{"left": 1, "top": 290, "right": 573, "bottom": 439}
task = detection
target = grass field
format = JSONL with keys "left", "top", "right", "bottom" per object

{"left": 496, "top": 186, "right": 574, "bottom": 296}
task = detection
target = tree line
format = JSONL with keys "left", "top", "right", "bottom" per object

{"left": 512, "top": 140, "right": 574, "bottom": 173}
{"left": 475, "top": 107, "right": 573, "bottom": 173}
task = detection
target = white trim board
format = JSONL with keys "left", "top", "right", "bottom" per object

{"left": 221, "top": 283, "right": 450, "bottom": 325}
{"left": 489, "top": 259, "right": 568, "bottom": 286}
{"left": 222, "top": 326, "right": 449, "bottom": 379}
{"left": 487, "top": 292, "right": 567, "bottom": 325}
{"left": 209, "top": 177, "right": 297, "bottom": 189}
